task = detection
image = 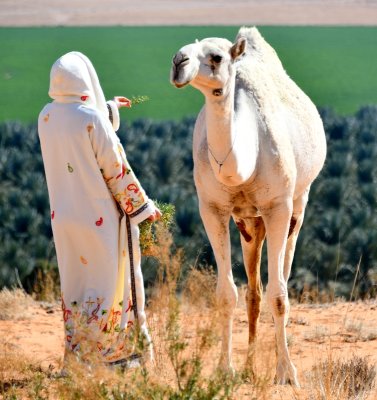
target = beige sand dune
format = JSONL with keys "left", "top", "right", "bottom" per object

{"left": 1, "top": 0, "right": 377, "bottom": 26}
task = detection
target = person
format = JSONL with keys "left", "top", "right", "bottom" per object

{"left": 38, "top": 51, "right": 160, "bottom": 369}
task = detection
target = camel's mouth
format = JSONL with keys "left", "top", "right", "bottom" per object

{"left": 173, "top": 81, "right": 190, "bottom": 89}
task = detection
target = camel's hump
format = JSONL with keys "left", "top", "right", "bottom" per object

{"left": 236, "top": 26, "right": 282, "bottom": 68}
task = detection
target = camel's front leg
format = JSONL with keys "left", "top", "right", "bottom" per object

{"left": 199, "top": 200, "right": 237, "bottom": 373}
{"left": 262, "top": 199, "right": 299, "bottom": 387}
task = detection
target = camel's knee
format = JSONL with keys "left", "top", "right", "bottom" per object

{"left": 267, "top": 292, "right": 289, "bottom": 319}
{"left": 216, "top": 280, "right": 238, "bottom": 311}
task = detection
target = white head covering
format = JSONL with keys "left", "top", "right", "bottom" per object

{"left": 48, "top": 51, "right": 108, "bottom": 119}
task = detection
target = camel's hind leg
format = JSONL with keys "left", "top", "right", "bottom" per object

{"left": 262, "top": 198, "right": 299, "bottom": 386}
{"left": 235, "top": 216, "right": 266, "bottom": 372}
{"left": 282, "top": 189, "right": 309, "bottom": 326}
{"left": 284, "top": 189, "right": 309, "bottom": 282}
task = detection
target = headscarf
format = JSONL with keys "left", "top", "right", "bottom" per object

{"left": 48, "top": 51, "right": 108, "bottom": 120}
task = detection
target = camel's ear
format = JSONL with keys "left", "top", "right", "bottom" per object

{"left": 230, "top": 38, "right": 246, "bottom": 60}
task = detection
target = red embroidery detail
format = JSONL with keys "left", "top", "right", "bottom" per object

{"left": 125, "top": 199, "right": 134, "bottom": 213}
{"left": 111, "top": 310, "right": 122, "bottom": 324}
{"left": 116, "top": 163, "right": 127, "bottom": 180}
{"left": 125, "top": 299, "right": 132, "bottom": 313}
{"left": 87, "top": 298, "right": 102, "bottom": 323}
{"left": 51, "top": 210, "right": 55, "bottom": 220}
{"left": 127, "top": 183, "right": 139, "bottom": 193}
{"left": 66, "top": 335, "right": 72, "bottom": 343}
{"left": 95, "top": 217, "right": 103, "bottom": 226}
{"left": 62, "top": 298, "right": 72, "bottom": 322}
{"left": 127, "top": 321, "right": 134, "bottom": 328}
{"left": 81, "top": 95, "right": 88, "bottom": 101}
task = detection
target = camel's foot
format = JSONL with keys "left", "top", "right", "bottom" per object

{"left": 274, "top": 359, "right": 300, "bottom": 387}
{"left": 244, "top": 351, "right": 257, "bottom": 382}
{"left": 217, "top": 359, "right": 236, "bottom": 377}
{"left": 143, "top": 342, "right": 154, "bottom": 364}
{"left": 53, "top": 368, "right": 70, "bottom": 379}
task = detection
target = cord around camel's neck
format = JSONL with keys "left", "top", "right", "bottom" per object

{"left": 204, "top": 72, "right": 259, "bottom": 187}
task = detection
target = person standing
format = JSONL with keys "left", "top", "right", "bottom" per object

{"left": 38, "top": 51, "right": 160, "bottom": 368}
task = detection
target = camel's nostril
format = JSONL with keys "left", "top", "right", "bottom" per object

{"left": 173, "top": 52, "right": 190, "bottom": 67}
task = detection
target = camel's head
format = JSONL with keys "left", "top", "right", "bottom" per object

{"left": 170, "top": 37, "right": 246, "bottom": 97}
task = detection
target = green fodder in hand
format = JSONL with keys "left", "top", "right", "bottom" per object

{"left": 130, "top": 95, "right": 150, "bottom": 106}
{"left": 139, "top": 201, "right": 175, "bottom": 257}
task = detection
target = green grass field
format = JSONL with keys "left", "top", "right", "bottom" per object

{"left": 1, "top": 26, "right": 377, "bottom": 123}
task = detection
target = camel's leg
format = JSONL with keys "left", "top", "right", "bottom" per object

{"left": 199, "top": 200, "right": 236, "bottom": 373}
{"left": 282, "top": 190, "right": 309, "bottom": 326}
{"left": 262, "top": 199, "right": 299, "bottom": 386}
{"left": 236, "top": 216, "right": 266, "bottom": 372}
{"left": 284, "top": 189, "right": 309, "bottom": 283}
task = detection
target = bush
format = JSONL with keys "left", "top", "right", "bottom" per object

{"left": 1, "top": 106, "right": 377, "bottom": 297}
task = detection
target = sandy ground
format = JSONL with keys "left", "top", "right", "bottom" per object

{"left": 2, "top": 298, "right": 377, "bottom": 399}
{"left": 1, "top": 0, "right": 377, "bottom": 26}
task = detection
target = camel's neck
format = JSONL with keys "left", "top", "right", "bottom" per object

{"left": 205, "top": 73, "right": 259, "bottom": 186}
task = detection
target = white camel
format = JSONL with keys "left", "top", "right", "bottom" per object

{"left": 170, "top": 27, "right": 326, "bottom": 385}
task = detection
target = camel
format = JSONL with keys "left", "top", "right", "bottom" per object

{"left": 170, "top": 27, "right": 326, "bottom": 386}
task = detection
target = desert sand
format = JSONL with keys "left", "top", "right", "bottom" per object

{"left": 1, "top": 296, "right": 377, "bottom": 398}
{"left": 1, "top": 0, "right": 377, "bottom": 27}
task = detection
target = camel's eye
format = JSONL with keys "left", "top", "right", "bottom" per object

{"left": 211, "top": 54, "right": 223, "bottom": 64}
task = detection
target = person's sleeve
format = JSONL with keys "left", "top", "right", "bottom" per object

{"left": 90, "top": 115, "right": 155, "bottom": 224}
{"left": 106, "top": 100, "right": 120, "bottom": 132}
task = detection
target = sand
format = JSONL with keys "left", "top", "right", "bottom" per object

{"left": 1, "top": 0, "right": 377, "bottom": 27}
{"left": 1, "top": 297, "right": 377, "bottom": 399}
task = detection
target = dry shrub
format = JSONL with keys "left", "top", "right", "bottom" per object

{"left": 0, "top": 287, "right": 34, "bottom": 320}
{"left": 183, "top": 265, "right": 217, "bottom": 309}
{"left": 292, "top": 285, "right": 334, "bottom": 304}
{"left": 32, "top": 266, "right": 60, "bottom": 302}
{"left": 309, "top": 354, "right": 376, "bottom": 400}
{"left": 342, "top": 319, "right": 377, "bottom": 343}
{"left": 304, "top": 326, "right": 330, "bottom": 344}
{"left": 143, "top": 224, "right": 240, "bottom": 399}
{"left": 0, "top": 342, "right": 46, "bottom": 398}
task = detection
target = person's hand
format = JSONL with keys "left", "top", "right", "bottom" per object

{"left": 147, "top": 207, "right": 162, "bottom": 222}
{"left": 113, "top": 96, "right": 132, "bottom": 109}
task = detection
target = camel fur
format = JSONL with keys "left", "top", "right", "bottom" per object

{"left": 170, "top": 26, "right": 326, "bottom": 386}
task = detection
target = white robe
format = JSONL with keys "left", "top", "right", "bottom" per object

{"left": 38, "top": 52, "right": 154, "bottom": 363}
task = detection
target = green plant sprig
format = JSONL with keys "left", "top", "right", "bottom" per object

{"left": 130, "top": 95, "right": 150, "bottom": 106}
